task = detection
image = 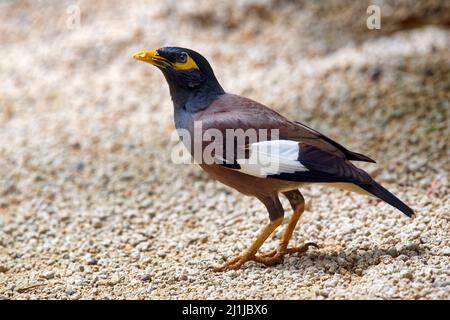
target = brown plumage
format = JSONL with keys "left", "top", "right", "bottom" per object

{"left": 134, "top": 47, "right": 415, "bottom": 271}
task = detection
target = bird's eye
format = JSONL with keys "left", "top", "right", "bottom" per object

{"left": 178, "top": 52, "right": 188, "bottom": 63}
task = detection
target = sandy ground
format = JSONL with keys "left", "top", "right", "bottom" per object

{"left": 0, "top": 0, "right": 449, "bottom": 299}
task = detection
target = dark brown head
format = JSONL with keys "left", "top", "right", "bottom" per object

{"left": 134, "top": 47, "right": 224, "bottom": 109}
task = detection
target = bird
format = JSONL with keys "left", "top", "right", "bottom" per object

{"left": 133, "top": 47, "right": 415, "bottom": 271}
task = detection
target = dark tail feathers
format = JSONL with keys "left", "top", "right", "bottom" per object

{"left": 360, "top": 180, "right": 415, "bottom": 218}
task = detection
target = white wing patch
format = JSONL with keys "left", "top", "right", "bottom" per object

{"left": 235, "top": 140, "right": 309, "bottom": 178}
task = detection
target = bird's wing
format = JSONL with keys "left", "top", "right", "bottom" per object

{"left": 200, "top": 94, "right": 374, "bottom": 161}
{"left": 195, "top": 97, "right": 371, "bottom": 184}
{"left": 196, "top": 93, "right": 374, "bottom": 163}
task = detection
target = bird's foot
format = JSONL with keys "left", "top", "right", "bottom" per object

{"left": 212, "top": 252, "right": 259, "bottom": 272}
{"left": 212, "top": 242, "right": 318, "bottom": 271}
{"left": 255, "top": 242, "right": 319, "bottom": 266}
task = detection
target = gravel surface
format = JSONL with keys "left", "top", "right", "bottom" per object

{"left": 0, "top": 0, "right": 449, "bottom": 299}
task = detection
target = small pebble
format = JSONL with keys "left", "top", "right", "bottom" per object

{"left": 419, "top": 236, "right": 429, "bottom": 244}
{"left": 401, "top": 271, "right": 414, "bottom": 280}
{"left": 42, "top": 271, "right": 55, "bottom": 280}
{"left": 65, "top": 287, "right": 76, "bottom": 296}
{"left": 140, "top": 274, "right": 152, "bottom": 282}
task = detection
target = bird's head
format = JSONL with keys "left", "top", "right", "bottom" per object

{"left": 133, "top": 47, "right": 224, "bottom": 109}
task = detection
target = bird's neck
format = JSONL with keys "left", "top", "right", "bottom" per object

{"left": 169, "top": 82, "right": 224, "bottom": 114}
{"left": 172, "top": 87, "right": 223, "bottom": 131}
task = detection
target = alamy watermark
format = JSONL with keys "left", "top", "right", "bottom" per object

{"left": 367, "top": 5, "right": 381, "bottom": 30}
{"left": 169, "top": 121, "right": 285, "bottom": 175}
{"left": 66, "top": 4, "right": 81, "bottom": 30}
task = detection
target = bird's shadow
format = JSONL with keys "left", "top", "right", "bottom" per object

{"left": 271, "top": 244, "right": 428, "bottom": 275}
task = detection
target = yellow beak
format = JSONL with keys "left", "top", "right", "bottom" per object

{"left": 133, "top": 50, "right": 170, "bottom": 68}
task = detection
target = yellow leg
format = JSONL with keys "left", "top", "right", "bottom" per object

{"left": 255, "top": 200, "right": 317, "bottom": 265}
{"left": 280, "top": 200, "right": 305, "bottom": 251}
{"left": 213, "top": 217, "right": 283, "bottom": 272}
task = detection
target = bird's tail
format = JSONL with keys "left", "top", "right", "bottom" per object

{"left": 360, "top": 180, "right": 415, "bottom": 218}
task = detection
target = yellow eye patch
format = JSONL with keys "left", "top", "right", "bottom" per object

{"left": 172, "top": 54, "right": 199, "bottom": 71}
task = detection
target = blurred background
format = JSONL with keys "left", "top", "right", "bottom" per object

{"left": 0, "top": 0, "right": 449, "bottom": 299}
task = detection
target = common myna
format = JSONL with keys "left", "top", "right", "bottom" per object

{"left": 133, "top": 47, "right": 415, "bottom": 271}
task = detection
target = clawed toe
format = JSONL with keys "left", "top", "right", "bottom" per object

{"left": 212, "top": 254, "right": 254, "bottom": 272}
{"left": 212, "top": 242, "right": 319, "bottom": 271}
{"left": 258, "top": 242, "right": 318, "bottom": 259}
{"left": 255, "top": 242, "right": 318, "bottom": 266}
{"left": 259, "top": 249, "right": 277, "bottom": 258}
{"left": 285, "top": 242, "right": 319, "bottom": 255}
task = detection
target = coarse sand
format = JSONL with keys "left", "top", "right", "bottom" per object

{"left": 0, "top": 0, "right": 449, "bottom": 299}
